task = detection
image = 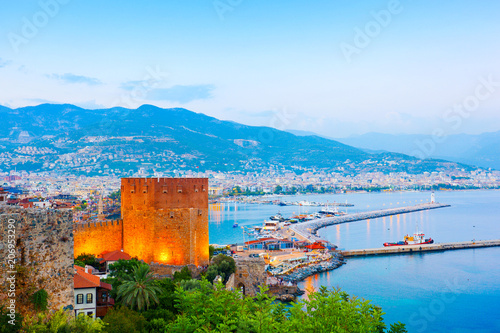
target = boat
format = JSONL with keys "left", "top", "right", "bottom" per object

{"left": 262, "top": 220, "right": 279, "bottom": 231}
{"left": 384, "top": 231, "right": 434, "bottom": 247}
{"left": 269, "top": 213, "right": 284, "bottom": 221}
{"left": 233, "top": 223, "right": 239, "bottom": 228}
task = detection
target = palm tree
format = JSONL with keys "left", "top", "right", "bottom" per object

{"left": 116, "top": 263, "right": 161, "bottom": 311}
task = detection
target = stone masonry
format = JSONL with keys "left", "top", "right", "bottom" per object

{"left": 226, "top": 257, "right": 267, "bottom": 296}
{"left": 0, "top": 207, "right": 74, "bottom": 315}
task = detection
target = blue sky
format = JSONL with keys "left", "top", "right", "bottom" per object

{"left": 0, "top": 0, "right": 499, "bottom": 137}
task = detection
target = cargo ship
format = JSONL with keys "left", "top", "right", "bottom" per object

{"left": 383, "top": 231, "right": 434, "bottom": 247}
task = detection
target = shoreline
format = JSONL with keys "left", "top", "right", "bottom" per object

{"left": 276, "top": 253, "right": 345, "bottom": 283}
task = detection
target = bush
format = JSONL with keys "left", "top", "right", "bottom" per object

{"left": 205, "top": 254, "right": 236, "bottom": 284}
{"left": 102, "top": 306, "right": 147, "bottom": 333}
{"left": 0, "top": 305, "right": 23, "bottom": 333}
{"left": 31, "top": 289, "right": 49, "bottom": 312}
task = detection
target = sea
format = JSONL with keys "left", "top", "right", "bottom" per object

{"left": 208, "top": 190, "right": 500, "bottom": 333}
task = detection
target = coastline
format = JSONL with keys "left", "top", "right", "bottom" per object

{"left": 277, "top": 252, "right": 345, "bottom": 283}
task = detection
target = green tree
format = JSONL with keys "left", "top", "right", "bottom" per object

{"left": 165, "top": 283, "right": 406, "bottom": 333}
{"left": 283, "top": 286, "right": 387, "bottom": 333}
{"left": 75, "top": 253, "right": 100, "bottom": 268}
{"left": 172, "top": 266, "right": 192, "bottom": 282}
{"left": 274, "top": 185, "right": 283, "bottom": 194}
{"left": 108, "top": 190, "right": 121, "bottom": 201}
{"left": 102, "top": 258, "right": 141, "bottom": 299}
{"left": 205, "top": 254, "right": 236, "bottom": 284}
{"left": 116, "top": 264, "right": 162, "bottom": 311}
{"left": 75, "top": 260, "right": 86, "bottom": 268}
{"left": 102, "top": 306, "right": 147, "bottom": 333}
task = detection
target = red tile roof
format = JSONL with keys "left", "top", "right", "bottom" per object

{"left": 74, "top": 266, "right": 101, "bottom": 289}
{"left": 245, "top": 237, "right": 277, "bottom": 245}
{"left": 100, "top": 281, "right": 112, "bottom": 290}
{"left": 101, "top": 250, "right": 131, "bottom": 262}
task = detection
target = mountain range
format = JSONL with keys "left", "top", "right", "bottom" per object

{"left": 287, "top": 130, "right": 500, "bottom": 171}
{"left": 0, "top": 104, "right": 478, "bottom": 175}
{"left": 335, "top": 132, "right": 500, "bottom": 171}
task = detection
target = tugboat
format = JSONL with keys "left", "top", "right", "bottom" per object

{"left": 384, "top": 231, "right": 434, "bottom": 247}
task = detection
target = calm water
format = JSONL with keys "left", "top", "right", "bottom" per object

{"left": 209, "top": 190, "right": 500, "bottom": 333}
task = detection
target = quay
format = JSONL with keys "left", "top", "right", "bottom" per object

{"left": 289, "top": 202, "right": 450, "bottom": 242}
{"left": 341, "top": 239, "right": 500, "bottom": 257}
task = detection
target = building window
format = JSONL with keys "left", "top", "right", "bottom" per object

{"left": 87, "top": 312, "right": 93, "bottom": 316}
{"left": 76, "top": 294, "right": 83, "bottom": 304}
{"left": 86, "top": 293, "right": 93, "bottom": 304}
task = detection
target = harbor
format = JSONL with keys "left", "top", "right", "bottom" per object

{"left": 209, "top": 190, "right": 500, "bottom": 332}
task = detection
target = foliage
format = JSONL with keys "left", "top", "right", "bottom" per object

{"left": 164, "top": 282, "right": 406, "bottom": 333}
{"left": 0, "top": 305, "right": 23, "bottom": 333}
{"left": 75, "top": 253, "right": 100, "bottom": 269}
{"left": 102, "top": 258, "right": 141, "bottom": 299}
{"left": 205, "top": 254, "right": 236, "bottom": 284}
{"left": 74, "top": 260, "right": 86, "bottom": 268}
{"left": 274, "top": 185, "right": 283, "bottom": 194}
{"left": 152, "top": 278, "right": 177, "bottom": 313}
{"left": 31, "top": 289, "right": 49, "bottom": 312}
{"left": 102, "top": 306, "right": 147, "bottom": 333}
{"left": 283, "top": 286, "right": 386, "bottom": 333}
{"left": 209, "top": 246, "right": 229, "bottom": 259}
{"left": 108, "top": 190, "right": 121, "bottom": 201}
{"left": 22, "top": 309, "right": 105, "bottom": 333}
{"left": 116, "top": 264, "right": 162, "bottom": 311}
{"left": 388, "top": 322, "right": 408, "bottom": 333}
{"left": 172, "top": 266, "right": 192, "bottom": 282}
{"left": 179, "top": 279, "right": 203, "bottom": 291}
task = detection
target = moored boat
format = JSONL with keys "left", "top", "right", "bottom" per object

{"left": 384, "top": 231, "right": 434, "bottom": 247}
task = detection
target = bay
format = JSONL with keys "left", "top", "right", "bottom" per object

{"left": 208, "top": 190, "right": 500, "bottom": 333}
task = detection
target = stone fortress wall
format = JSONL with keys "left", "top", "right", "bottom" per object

{"left": 0, "top": 207, "right": 74, "bottom": 313}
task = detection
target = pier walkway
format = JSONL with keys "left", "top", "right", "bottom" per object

{"left": 341, "top": 239, "right": 500, "bottom": 257}
{"left": 289, "top": 202, "right": 450, "bottom": 242}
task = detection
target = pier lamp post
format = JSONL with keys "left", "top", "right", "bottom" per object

{"left": 472, "top": 225, "right": 475, "bottom": 244}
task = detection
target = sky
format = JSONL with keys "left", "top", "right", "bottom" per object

{"left": 0, "top": 0, "right": 499, "bottom": 137}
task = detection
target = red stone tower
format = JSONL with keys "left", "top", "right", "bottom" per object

{"left": 120, "top": 178, "right": 209, "bottom": 266}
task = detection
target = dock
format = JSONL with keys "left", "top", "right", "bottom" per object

{"left": 341, "top": 239, "right": 500, "bottom": 257}
{"left": 289, "top": 202, "right": 450, "bottom": 242}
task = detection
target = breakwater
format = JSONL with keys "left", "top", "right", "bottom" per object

{"left": 342, "top": 239, "right": 500, "bottom": 257}
{"left": 290, "top": 202, "right": 450, "bottom": 242}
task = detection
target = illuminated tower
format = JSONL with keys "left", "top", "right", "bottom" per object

{"left": 120, "top": 178, "right": 209, "bottom": 266}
